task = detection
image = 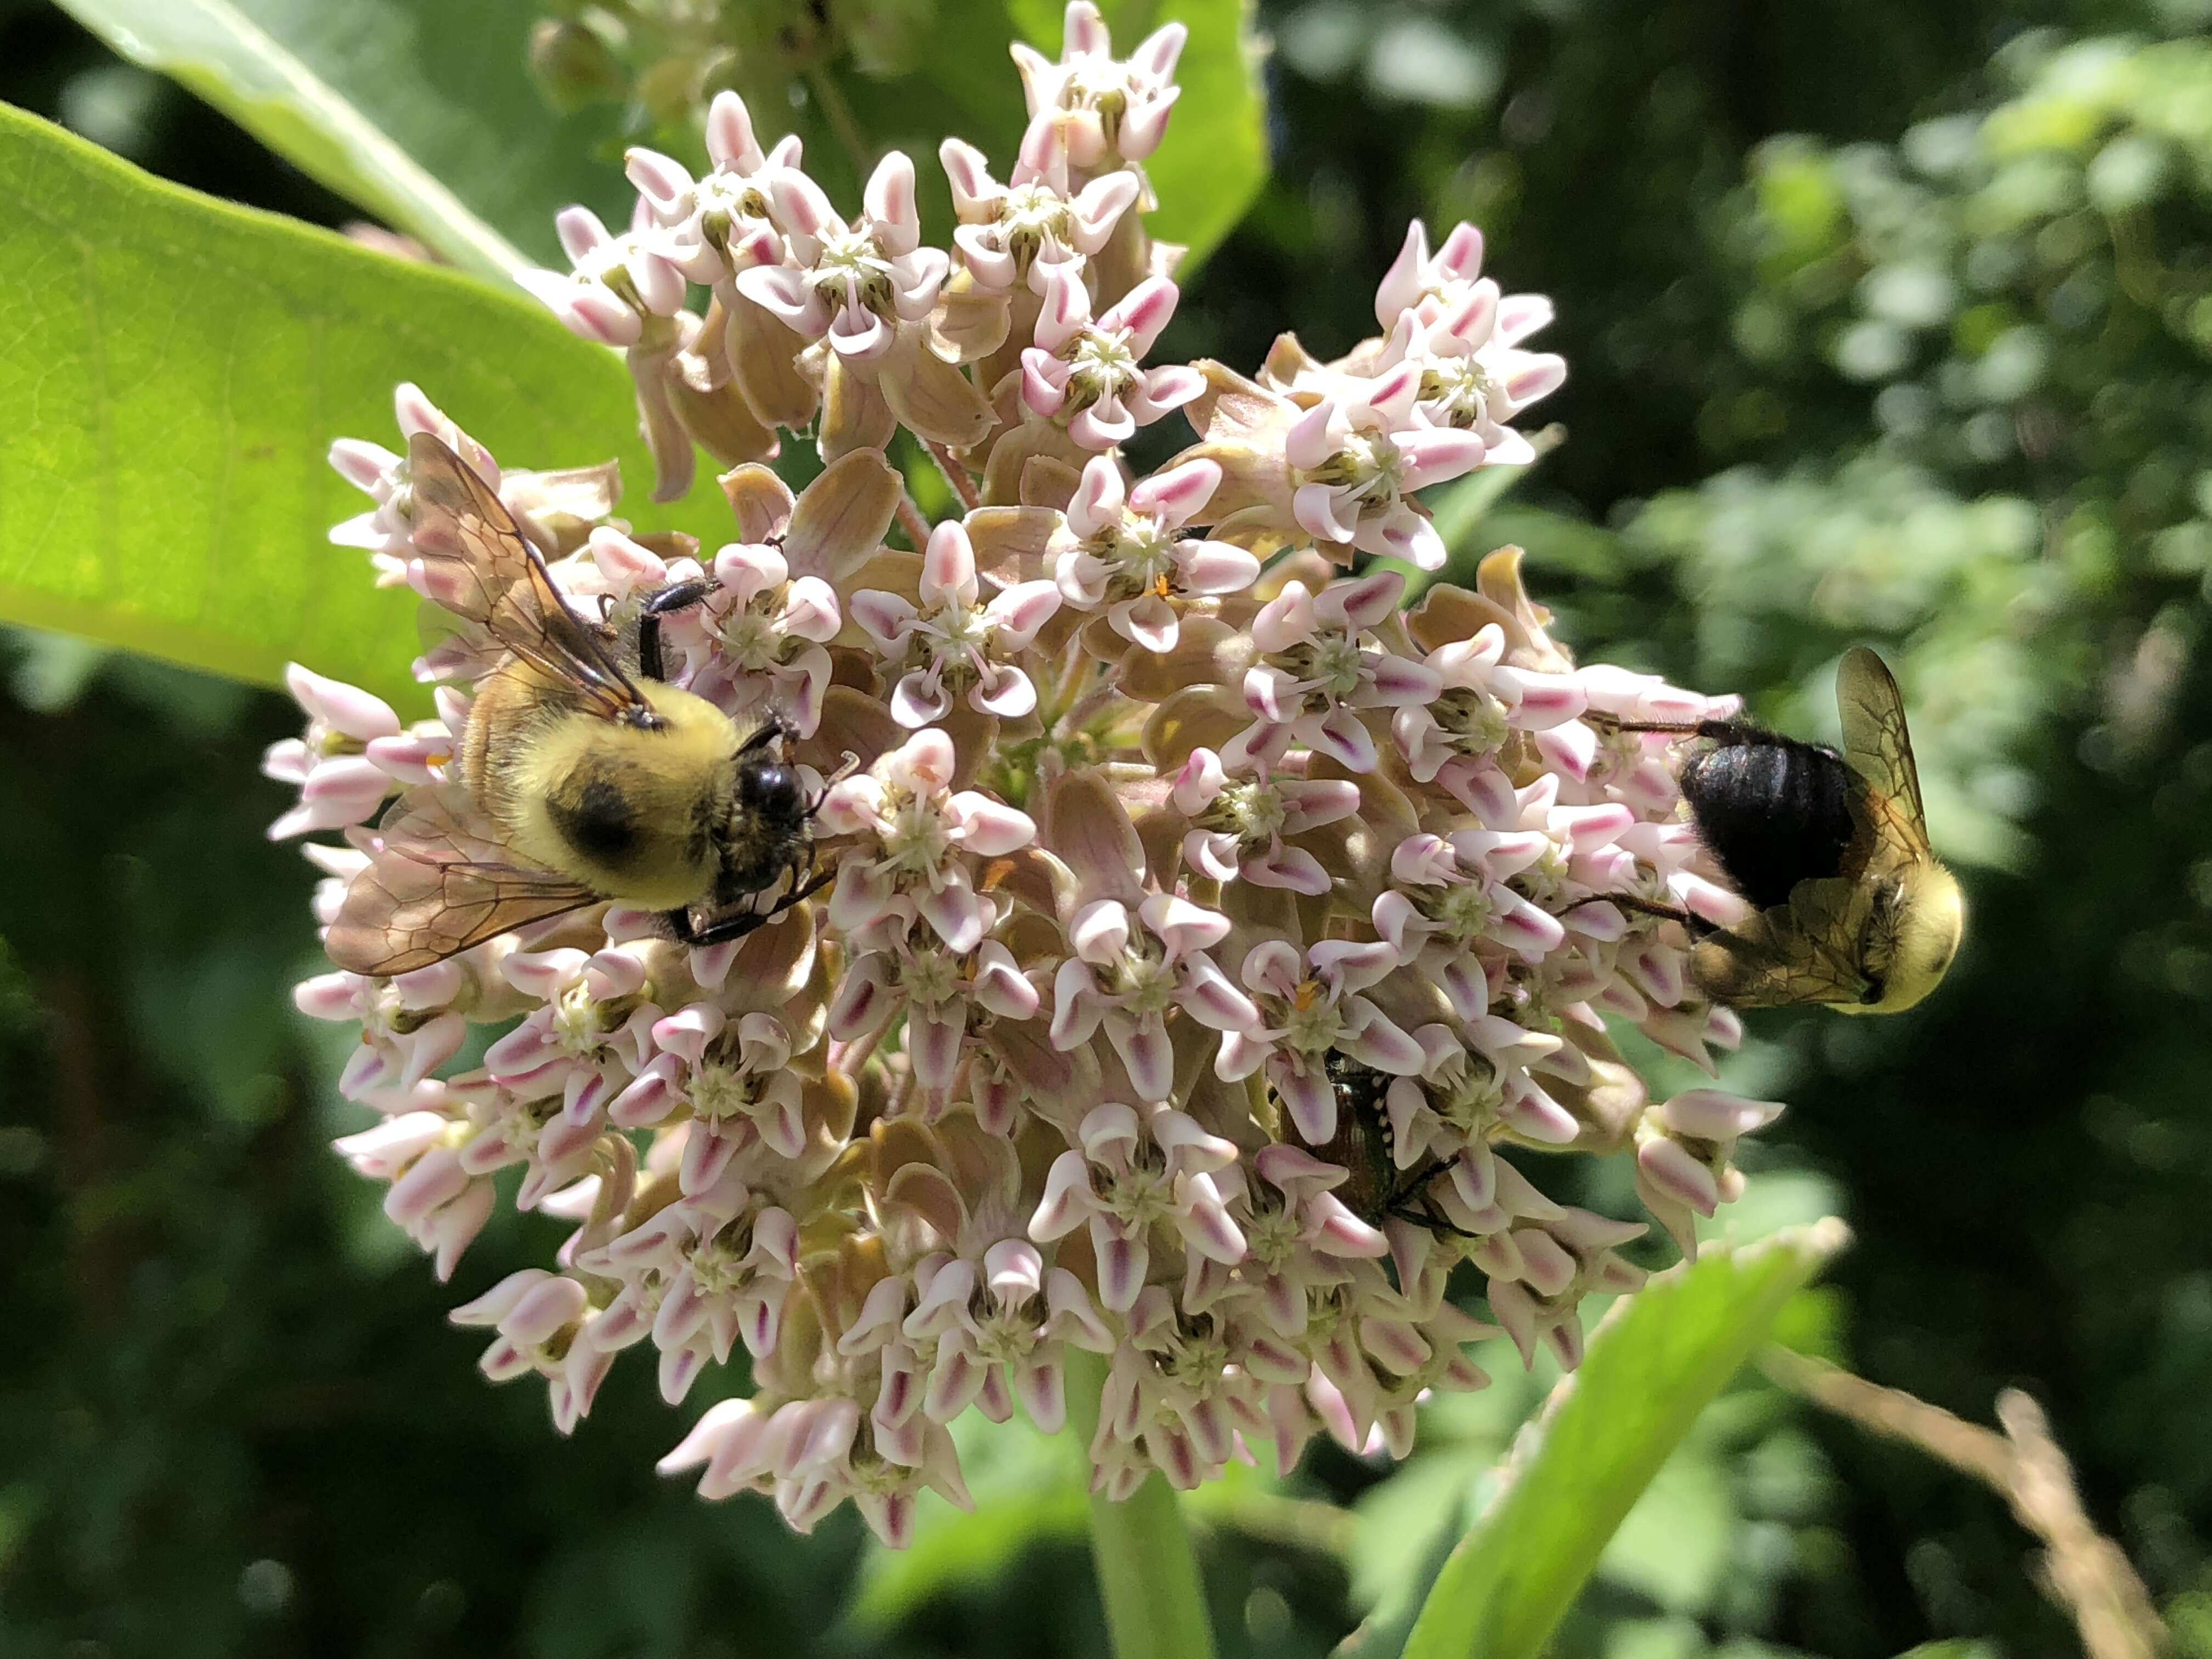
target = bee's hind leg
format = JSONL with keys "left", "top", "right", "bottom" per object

{"left": 664, "top": 865, "right": 834, "bottom": 950}
{"left": 661, "top": 905, "right": 761, "bottom": 949}
{"left": 1565, "top": 891, "right": 1716, "bottom": 938}
{"left": 637, "top": 578, "right": 717, "bottom": 682}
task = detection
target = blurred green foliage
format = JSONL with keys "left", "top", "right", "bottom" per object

{"left": 3, "top": 0, "right": 2211, "bottom": 1654}
{"left": 0, "top": 103, "right": 742, "bottom": 706}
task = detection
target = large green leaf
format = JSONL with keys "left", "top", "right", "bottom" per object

{"left": 48, "top": 0, "right": 631, "bottom": 275}
{"left": 1397, "top": 1221, "right": 1850, "bottom": 1659}
{"left": 0, "top": 103, "right": 723, "bottom": 709}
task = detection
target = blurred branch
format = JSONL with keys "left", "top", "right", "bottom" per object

{"left": 1761, "top": 1348, "right": 2171, "bottom": 1659}
{"left": 894, "top": 492, "right": 934, "bottom": 552}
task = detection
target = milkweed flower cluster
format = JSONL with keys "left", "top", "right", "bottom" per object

{"left": 274, "top": 2, "right": 1784, "bottom": 1547}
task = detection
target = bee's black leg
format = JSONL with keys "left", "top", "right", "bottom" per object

{"left": 1565, "top": 892, "right": 1716, "bottom": 938}
{"left": 673, "top": 866, "right": 833, "bottom": 949}
{"left": 1587, "top": 710, "right": 1729, "bottom": 737}
{"left": 781, "top": 864, "right": 834, "bottom": 910}
{"left": 1423, "top": 1197, "right": 1483, "bottom": 1241}
{"left": 736, "top": 716, "right": 789, "bottom": 758}
{"left": 662, "top": 904, "right": 771, "bottom": 949}
{"left": 637, "top": 578, "right": 717, "bottom": 684}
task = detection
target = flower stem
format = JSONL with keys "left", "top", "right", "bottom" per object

{"left": 1065, "top": 1350, "right": 1219, "bottom": 1659}
{"left": 894, "top": 490, "right": 934, "bottom": 551}
{"left": 925, "top": 439, "right": 983, "bottom": 512}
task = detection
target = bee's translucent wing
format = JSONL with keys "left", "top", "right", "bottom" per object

{"left": 1693, "top": 878, "right": 1872, "bottom": 1008}
{"left": 325, "top": 785, "right": 597, "bottom": 977}
{"left": 1836, "top": 646, "right": 1931, "bottom": 853}
{"left": 405, "top": 431, "right": 644, "bottom": 723}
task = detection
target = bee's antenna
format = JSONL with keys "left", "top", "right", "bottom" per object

{"left": 803, "top": 751, "right": 864, "bottom": 819}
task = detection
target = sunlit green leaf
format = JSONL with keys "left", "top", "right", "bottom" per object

{"left": 1397, "top": 1222, "right": 1849, "bottom": 1659}
{"left": 47, "top": 0, "right": 631, "bottom": 275}
{"left": 0, "top": 104, "right": 723, "bottom": 709}
{"left": 52, "top": 0, "right": 1265, "bottom": 278}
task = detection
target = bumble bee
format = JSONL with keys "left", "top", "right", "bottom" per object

{"left": 324, "top": 433, "right": 824, "bottom": 978}
{"left": 1602, "top": 647, "right": 1963, "bottom": 1014}
{"left": 1308, "top": 1054, "right": 1477, "bottom": 1238}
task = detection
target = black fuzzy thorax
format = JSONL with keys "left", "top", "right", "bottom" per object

{"left": 1678, "top": 721, "right": 1860, "bottom": 911}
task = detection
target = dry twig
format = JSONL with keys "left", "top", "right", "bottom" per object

{"left": 1762, "top": 1347, "right": 2170, "bottom": 1659}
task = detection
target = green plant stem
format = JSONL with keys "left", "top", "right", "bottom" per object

{"left": 1065, "top": 1350, "right": 1219, "bottom": 1659}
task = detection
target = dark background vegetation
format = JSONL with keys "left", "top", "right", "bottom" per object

{"left": 2, "top": 0, "right": 2210, "bottom": 1654}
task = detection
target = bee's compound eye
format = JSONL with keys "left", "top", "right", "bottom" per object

{"left": 740, "top": 761, "right": 803, "bottom": 819}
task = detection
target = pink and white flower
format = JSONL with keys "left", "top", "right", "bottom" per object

{"left": 625, "top": 92, "right": 799, "bottom": 285}
{"left": 1011, "top": 1, "right": 1187, "bottom": 166}
{"left": 738, "top": 154, "right": 946, "bottom": 364}
{"left": 820, "top": 727, "right": 1038, "bottom": 945}
{"left": 580, "top": 1168, "right": 804, "bottom": 1398}
{"left": 901, "top": 1240, "right": 1114, "bottom": 1431}
{"left": 450, "top": 1268, "right": 618, "bottom": 1434}
{"left": 517, "top": 202, "right": 688, "bottom": 349}
{"left": 1047, "top": 893, "right": 1259, "bottom": 1102}
{"left": 610, "top": 1003, "right": 808, "bottom": 1183}
{"left": 1234, "top": 571, "right": 1443, "bottom": 771}
{"left": 1054, "top": 455, "right": 1259, "bottom": 652}
{"left": 850, "top": 520, "right": 1063, "bottom": 726}
{"left": 1168, "top": 748, "right": 1359, "bottom": 895}
{"left": 665, "top": 542, "right": 841, "bottom": 734}
{"left": 1283, "top": 378, "right": 1487, "bottom": 569}
{"left": 941, "top": 117, "right": 1141, "bottom": 297}
{"left": 1214, "top": 940, "right": 1425, "bottom": 1142}
{"left": 827, "top": 906, "right": 1040, "bottom": 1091}
{"left": 286, "top": 20, "right": 1803, "bottom": 1543}
{"left": 1030, "top": 1102, "right": 1248, "bottom": 1310}
{"left": 1019, "top": 268, "right": 1203, "bottom": 451}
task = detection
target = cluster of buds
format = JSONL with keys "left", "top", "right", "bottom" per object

{"left": 274, "top": 3, "right": 1783, "bottom": 1546}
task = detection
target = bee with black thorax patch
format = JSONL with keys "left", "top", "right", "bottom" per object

{"left": 1585, "top": 647, "right": 1965, "bottom": 1014}
{"left": 325, "top": 433, "right": 827, "bottom": 978}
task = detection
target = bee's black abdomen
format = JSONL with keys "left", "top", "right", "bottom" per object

{"left": 1679, "top": 730, "right": 1858, "bottom": 910}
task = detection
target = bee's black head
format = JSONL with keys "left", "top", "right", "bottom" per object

{"left": 736, "top": 759, "right": 806, "bottom": 828}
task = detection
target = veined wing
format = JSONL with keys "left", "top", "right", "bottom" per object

{"left": 325, "top": 785, "right": 597, "bottom": 976}
{"left": 406, "top": 431, "right": 645, "bottom": 724}
{"left": 1836, "top": 646, "right": 1932, "bottom": 857}
{"left": 1696, "top": 877, "right": 1872, "bottom": 1008}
